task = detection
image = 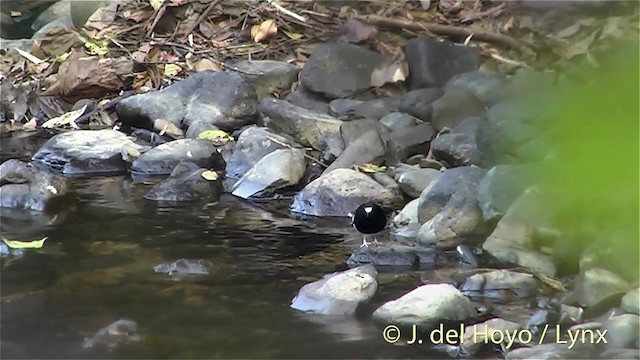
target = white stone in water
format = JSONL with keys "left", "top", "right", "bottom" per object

{"left": 153, "top": 259, "right": 212, "bottom": 276}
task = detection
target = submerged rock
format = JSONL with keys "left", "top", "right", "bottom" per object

{"left": 290, "top": 264, "right": 378, "bottom": 315}
{"left": 231, "top": 148, "right": 306, "bottom": 199}
{"left": 131, "top": 139, "right": 225, "bottom": 176}
{"left": 144, "top": 162, "right": 223, "bottom": 202}
{"left": 82, "top": 319, "right": 142, "bottom": 350}
{"left": 290, "top": 168, "right": 402, "bottom": 217}
{"left": 31, "top": 129, "right": 145, "bottom": 176}
{"left": 153, "top": 258, "right": 214, "bottom": 277}
{"left": 347, "top": 242, "right": 438, "bottom": 267}
{"left": 0, "top": 159, "right": 70, "bottom": 211}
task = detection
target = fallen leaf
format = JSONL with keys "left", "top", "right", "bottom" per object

{"left": 198, "top": 129, "right": 234, "bottom": 144}
{"left": 201, "top": 170, "right": 219, "bottom": 181}
{"left": 153, "top": 118, "right": 183, "bottom": 139}
{"left": 163, "top": 63, "right": 182, "bottom": 77}
{"left": 502, "top": 16, "right": 516, "bottom": 32}
{"left": 85, "top": 3, "right": 118, "bottom": 30}
{"left": 22, "top": 117, "right": 38, "bottom": 132}
{"left": 338, "top": 18, "right": 377, "bottom": 43}
{"left": 41, "top": 105, "right": 87, "bottom": 129}
{"left": 193, "top": 58, "right": 223, "bottom": 72}
{"left": 358, "top": 163, "right": 386, "bottom": 173}
{"left": 2, "top": 236, "right": 47, "bottom": 249}
{"left": 150, "top": 0, "right": 165, "bottom": 10}
{"left": 370, "top": 60, "right": 409, "bottom": 87}
{"left": 283, "top": 30, "right": 303, "bottom": 40}
{"left": 251, "top": 19, "right": 277, "bottom": 43}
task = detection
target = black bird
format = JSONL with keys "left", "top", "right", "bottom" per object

{"left": 349, "top": 202, "right": 388, "bottom": 247}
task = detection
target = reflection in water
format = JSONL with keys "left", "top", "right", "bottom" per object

{"left": 1, "top": 177, "right": 440, "bottom": 359}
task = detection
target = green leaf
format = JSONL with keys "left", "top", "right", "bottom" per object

{"left": 2, "top": 236, "right": 47, "bottom": 249}
{"left": 358, "top": 163, "right": 386, "bottom": 173}
{"left": 198, "top": 130, "right": 234, "bottom": 144}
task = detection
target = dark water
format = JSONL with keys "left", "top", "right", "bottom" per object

{"left": 1, "top": 173, "right": 450, "bottom": 359}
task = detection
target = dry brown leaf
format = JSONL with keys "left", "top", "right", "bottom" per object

{"left": 370, "top": 60, "right": 409, "bottom": 87}
{"left": 251, "top": 19, "right": 277, "bottom": 43}
{"left": 502, "top": 16, "right": 516, "bottom": 32}
{"left": 85, "top": 2, "right": 118, "bottom": 30}
{"left": 283, "top": 31, "right": 303, "bottom": 40}
{"left": 193, "top": 58, "right": 223, "bottom": 72}
{"left": 22, "top": 118, "right": 38, "bottom": 132}
{"left": 41, "top": 105, "right": 86, "bottom": 129}
{"left": 121, "top": 9, "right": 150, "bottom": 22}
{"left": 338, "top": 18, "right": 377, "bottom": 43}
{"left": 153, "top": 118, "right": 183, "bottom": 139}
{"left": 199, "top": 21, "right": 218, "bottom": 39}
{"left": 32, "top": 26, "right": 79, "bottom": 58}
{"left": 163, "top": 63, "right": 182, "bottom": 77}
{"left": 150, "top": 0, "right": 164, "bottom": 10}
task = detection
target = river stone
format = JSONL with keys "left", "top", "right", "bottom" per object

{"left": 300, "top": 42, "right": 383, "bottom": 99}
{"left": 343, "top": 96, "right": 402, "bottom": 121}
{"left": 430, "top": 117, "right": 482, "bottom": 167}
{"left": 144, "top": 162, "right": 223, "bottom": 202}
{"left": 444, "top": 71, "right": 508, "bottom": 107}
{"left": 225, "top": 126, "right": 299, "bottom": 180}
{"left": 599, "top": 349, "right": 640, "bottom": 360}
{"left": 379, "top": 112, "right": 421, "bottom": 131}
{"left": 577, "top": 268, "right": 630, "bottom": 308}
{"left": 372, "top": 283, "right": 477, "bottom": 330}
{"left": 477, "top": 164, "right": 536, "bottom": 222}
{"left": 290, "top": 168, "right": 401, "bottom": 217}
{"left": 321, "top": 130, "right": 387, "bottom": 176}
{"left": 339, "top": 118, "right": 390, "bottom": 147}
{"left": 290, "top": 264, "right": 378, "bottom": 315}
{"left": 461, "top": 270, "right": 538, "bottom": 300}
{"left": 505, "top": 342, "right": 594, "bottom": 360}
{"left": 430, "top": 89, "right": 486, "bottom": 132}
{"left": 391, "top": 198, "right": 421, "bottom": 240}
{"left": 116, "top": 71, "right": 257, "bottom": 132}
{"left": 621, "top": 288, "right": 640, "bottom": 314}
{"left": 31, "top": 129, "right": 145, "bottom": 176}
{"left": 231, "top": 148, "right": 306, "bottom": 199}
{"left": 131, "top": 139, "right": 225, "bottom": 176}
{"left": 398, "top": 88, "right": 444, "bottom": 122}
{"left": 185, "top": 121, "right": 220, "bottom": 139}
{"left": 387, "top": 122, "right": 436, "bottom": 163}
{"left": 347, "top": 243, "right": 438, "bottom": 267}
{"left": 404, "top": 38, "right": 481, "bottom": 89}
{"left": 416, "top": 167, "right": 488, "bottom": 248}
{"left": 31, "top": 0, "right": 72, "bottom": 31}
{"left": 482, "top": 186, "right": 557, "bottom": 277}
{"left": 396, "top": 168, "right": 442, "bottom": 199}
{"left": 602, "top": 314, "right": 640, "bottom": 350}
{"left": 460, "top": 318, "right": 520, "bottom": 357}
{"left": 329, "top": 99, "right": 363, "bottom": 118}
{"left": 259, "top": 98, "right": 345, "bottom": 159}
{"left": 234, "top": 60, "right": 300, "bottom": 99}
{"left": 285, "top": 86, "right": 330, "bottom": 114}
{"left": 0, "top": 159, "right": 70, "bottom": 211}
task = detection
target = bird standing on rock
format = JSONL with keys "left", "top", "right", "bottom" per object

{"left": 349, "top": 203, "right": 387, "bottom": 248}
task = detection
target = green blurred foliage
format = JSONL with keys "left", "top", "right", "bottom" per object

{"left": 535, "top": 37, "right": 639, "bottom": 279}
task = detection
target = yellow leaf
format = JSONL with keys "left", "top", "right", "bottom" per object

{"left": 251, "top": 19, "right": 277, "bottom": 43}
{"left": 164, "top": 64, "right": 182, "bottom": 77}
{"left": 283, "top": 31, "right": 303, "bottom": 40}
{"left": 150, "top": 0, "right": 164, "bottom": 10}
{"left": 201, "top": 170, "right": 219, "bottom": 181}
{"left": 3, "top": 237, "right": 48, "bottom": 249}
{"left": 358, "top": 163, "right": 386, "bottom": 173}
{"left": 198, "top": 129, "right": 234, "bottom": 143}
{"left": 193, "top": 58, "right": 223, "bottom": 72}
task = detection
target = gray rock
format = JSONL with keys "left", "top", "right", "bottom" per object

{"left": 577, "top": 268, "right": 630, "bottom": 308}
{"left": 477, "top": 164, "right": 536, "bottom": 222}
{"left": 231, "top": 148, "right": 306, "bottom": 199}
{"left": 259, "top": 98, "right": 345, "bottom": 159}
{"left": 599, "top": 348, "right": 640, "bottom": 359}
{"left": 379, "top": 112, "right": 421, "bottom": 131}
{"left": 505, "top": 342, "right": 594, "bottom": 359}
{"left": 300, "top": 42, "right": 382, "bottom": 99}
{"left": 290, "top": 168, "right": 402, "bottom": 216}
{"left": 404, "top": 38, "right": 481, "bottom": 89}
{"left": 329, "top": 99, "right": 363, "bottom": 118}
{"left": 370, "top": 172, "right": 401, "bottom": 196}
{"left": 396, "top": 168, "right": 441, "bottom": 199}
{"left": 602, "top": 313, "right": 640, "bottom": 350}
{"left": 31, "top": 0, "right": 72, "bottom": 31}
{"left": 131, "top": 139, "right": 225, "bottom": 176}
{"left": 185, "top": 121, "right": 220, "bottom": 139}
{"left": 70, "top": 0, "right": 113, "bottom": 27}
{"left": 285, "top": 86, "right": 330, "bottom": 114}
{"left": 347, "top": 243, "right": 438, "bottom": 267}
{"left": 153, "top": 258, "right": 213, "bottom": 276}
{"left": 321, "top": 130, "right": 387, "bottom": 176}
{"left": 476, "top": 97, "right": 549, "bottom": 166}
{"left": 0, "top": 159, "right": 70, "bottom": 211}
{"left": 372, "top": 283, "right": 477, "bottom": 329}
{"left": 290, "top": 264, "right": 378, "bottom": 315}
{"left": 430, "top": 117, "right": 482, "bottom": 167}
{"left": 417, "top": 166, "right": 486, "bottom": 224}
{"left": 31, "top": 129, "right": 145, "bottom": 176}
{"left": 388, "top": 122, "right": 436, "bottom": 163}
{"left": 444, "top": 71, "right": 508, "bottom": 107}
{"left": 82, "top": 319, "right": 142, "bottom": 350}
{"left": 344, "top": 96, "right": 402, "bottom": 121}
{"left": 482, "top": 187, "right": 557, "bottom": 277}
{"left": 526, "top": 309, "right": 551, "bottom": 333}
{"left": 144, "top": 162, "right": 223, "bottom": 202}
{"left": 391, "top": 198, "right": 421, "bottom": 240}
{"left": 430, "top": 89, "right": 486, "bottom": 132}
{"left": 225, "top": 126, "right": 299, "bottom": 180}
{"left": 621, "top": 288, "right": 640, "bottom": 314}
{"left": 398, "top": 88, "right": 444, "bottom": 122}
{"left": 340, "top": 118, "right": 390, "bottom": 147}
{"left": 116, "top": 71, "right": 257, "bottom": 132}
{"left": 558, "top": 305, "right": 584, "bottom": 325}
{"left": 461, "top": 269, "right": 538, "bottom": 299}
{"left": 233, "top": 60, "right": 300, "bottom": 99}
{"left": 460, "top": 318, "right": 520, "bottom": 357}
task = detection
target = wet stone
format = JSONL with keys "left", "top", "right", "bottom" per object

{"left": 131, "top": 139, "right": 225, "bottom": 176}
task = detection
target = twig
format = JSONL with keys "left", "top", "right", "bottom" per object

{"left": 356, "top": 14, "right": 536, "bottom": 56}
{"left": 265, "top": 135, "right": 329, "bottom": 168}
{"left": 146, "top": 3, "right": 167, "bottom": 38}
{"left": 148, "top": 41, "right": 263, "bottom": 75}
{"left": 183, "top": 0, "right": 222, "bottom": 36}
{"left": 489, "top": 52, "right": 530, "bottom": 68}
{"left": 75, "top": 92, "right": 134, "bottom": 125}
{"left": 264, "top": 0, "right": 306, "bottom": 22}
{"left": 460, "top": 3, "right": 505, "bottom": 24}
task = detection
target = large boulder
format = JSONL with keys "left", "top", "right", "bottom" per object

{"left": 130, "top": 139, "right": 225, "bottom": 176}
{"left": 0, "top": 159, "right": 71, "bottom": 211}
{"left": 144, "top": 162, "right": 223, "bottom": 202}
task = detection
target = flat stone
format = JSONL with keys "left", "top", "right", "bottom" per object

{"left": 461, "top": 269, "right": 539, "bottom": 300}
{"left": 379, "top": 112, "right": 421, "bottom": 131}
{"left": 144, "top": 162, "right": 223, "bottom": 202}
{"left": 398, "top": 88, "right": 444, "bottom": 122}
{"left": 131, "top": 139, "right": 225, "bottom": 176}
{"left": 234, "top": 60, "right": 300, "bottom": 99}
{"left": 347, "top": 243, "right": 438, "bottom": 267}
{"left": 430, "top": 89, "right": 486, "bottom": 132}
{"left": 430, "top": 117, "right": 483, "bottom": 167}
{"left": 396, "top": 168, "right": 442, "bottom": 199}
{"left": 321, "top": 130, "right": 387, "bottom": 176}
{"left": 285, "top": 85, "right": 330, "bottom": 114}
{"left": 444, "top": 71, "right": 508, "bottom": 106}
